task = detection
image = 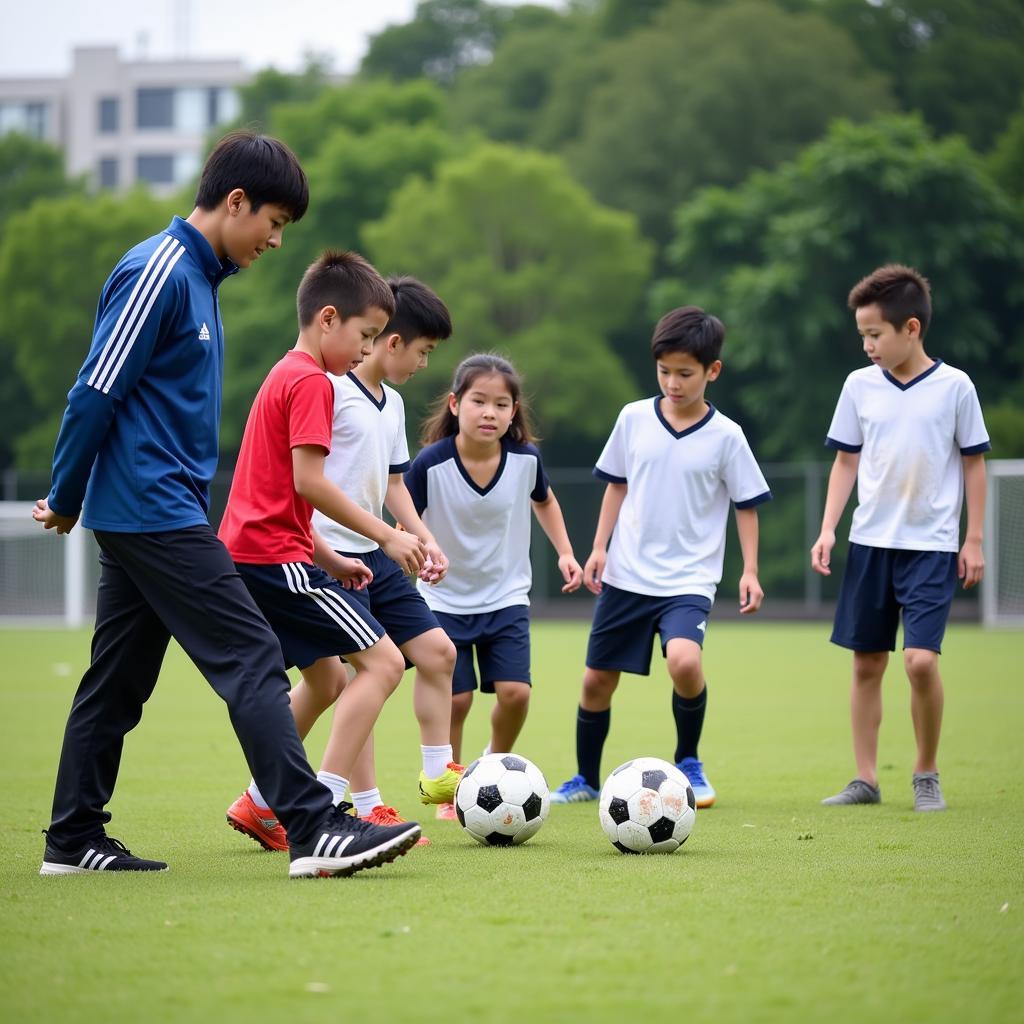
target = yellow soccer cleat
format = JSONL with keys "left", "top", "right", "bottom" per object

{"left": 418, "top": 762, "right": 465, "bottom": 805}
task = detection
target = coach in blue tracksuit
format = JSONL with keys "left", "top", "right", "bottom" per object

{"left": 33, "top": 132, "right": 412, "bottom": 878}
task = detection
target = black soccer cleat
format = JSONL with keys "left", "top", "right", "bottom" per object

{"left": 288, "top": 801, "right": 421, "bottom": 878}
{"left": 39, "top": 831, "right": 169, "bottom": 875}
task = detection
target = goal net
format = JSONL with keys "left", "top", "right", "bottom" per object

{"left": 982, "top": 460, "right": 1024, "bottom": 628}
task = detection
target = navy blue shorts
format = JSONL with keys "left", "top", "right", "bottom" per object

{"left": 831, "top": 543, "right": 958, "bottom": 654}
{"left": 236, "top": 561, "right": 385, "bottom": 670}
{"left": 433, "top": 606, "right": 531, "bottom": 695}
{"left": 586, "top": 584, "right": 713, "bottom": 676}
{"left": 339, "top": 547, "right": 440, "bottom": 648}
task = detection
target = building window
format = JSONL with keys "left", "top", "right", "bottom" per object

{"left": 98, "top": 158, "right": 119, "bottom": 189}
{"left": 0, "top": 101, "right": 50, "bottom": 140}
{"left": 136, "top": 153, "right": 175, "bottom": 185}
{"left": 136, "top": 88, "right": 174, "bottom": 129}
{"left": 98, "top": 97, "right": 119, "bottom": 134}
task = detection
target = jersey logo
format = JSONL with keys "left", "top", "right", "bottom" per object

{"left": 697, "top": 620, "right": 707, "bottom": 633}
{"left": 198, "top": 322, "right": 211, "bottom": 341}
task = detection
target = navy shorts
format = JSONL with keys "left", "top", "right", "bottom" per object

{"left": 586, "top": 584, "right": 713, "bottom": 676}
{"left": 340, "top": 547, "right": 440, "bottom": 648}
{"left": 433, "top": 606, "right": 531, "bottom": 695}
{"left": 831, "top": 543, "right": 958, "bottom": 654}
{"left": 236, "top": 561, "right": 385, "bottom": 670}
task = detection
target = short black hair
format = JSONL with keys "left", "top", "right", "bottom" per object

{"left": 848, "top": 264, "right": 932, "bottom": 338}
{"left": 383, "top": 276, "right": 452, "bottom": 344}
{"left": 296, "top": 250, "right": 395, "bottom": 328}
{"left": 195, "top": 131, "right": 309, "bottom": 222}
{"left": 651, "top": 306, "right": 725, "bottom": 367}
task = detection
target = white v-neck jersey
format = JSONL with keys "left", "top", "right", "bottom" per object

{"left": 596, "top": 398, "right": 771, "bottom": 600}
{"left": 405, "top": 435, "right": 549, "bottom": 614}
{"left": 311, "top": 371, "right": 410, "bottom": 554}
{"left": 825, "top": 360, "right": 989, "bottom": 551}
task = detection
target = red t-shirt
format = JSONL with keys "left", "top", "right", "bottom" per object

{"left": 219, "top": 349, "right": 332, "bottom": 564}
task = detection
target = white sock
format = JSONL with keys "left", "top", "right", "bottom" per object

{"left": 316, "top": 770, "right": 350, "bottom": 805}
{"left": 351, "top": 788, "right": 382, "bottom": 817}
{"left": 247, "top": 780, "right": 270, "bottom": 811}
{"left": 422, "top": 744, "right": 453, "bottom": 778}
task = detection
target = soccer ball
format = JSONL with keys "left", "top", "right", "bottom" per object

{"left": 599, "top": 757, "right": 696, "bottom": 854}
{"left": 455, "top": 753, "right": 550, "bottom": 846}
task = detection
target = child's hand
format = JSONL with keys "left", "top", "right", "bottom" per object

{"left": 419, "top": 542, "right": 449, "bottom": 585}
{"left": 384, "top": 527, "right": 426, "bottom": 576}
{"left": 583, "top": 550, "right": 606, "bottom": 596}
{"left": 739, "top": 571, "right": 763, "bottom": 614}
{"left": 958, "top": 538, "right": 984, "bottom": 589}
{"left": 810, "top": 529, "right": 835, "bottom": 576}
{"left": 32, "top": 498, "right": 78, "bottom": 535}
{"left": 558, "top": 554, "right": 584, "bottom": 593}
{"left": 333, "top": 556, "right": 373, "bottom": 591}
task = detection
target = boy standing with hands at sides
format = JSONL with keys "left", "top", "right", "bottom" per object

{"left": 33, "top": 132, "right": 407, "bottom": 879}
{"left": 551, "top": 307, "right": 771, "bottom": 808}
{"left": 812, "top": 264, "right": 989, "bottom": 812}
{"left": 226, "top": 275, "right": 462, "bottom": 850}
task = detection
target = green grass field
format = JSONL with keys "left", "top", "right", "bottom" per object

{"left": 2, "top": 621, "right": 1021, "bottom": 1023}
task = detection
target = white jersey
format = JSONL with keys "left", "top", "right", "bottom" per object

{"left": 311, "top": 372, "right": 410, "bottom": 554}
{"left": 596, "top": 398, "right": 770, "bottom": 600}
{"left": 405, "top": 436, "right": 549, "bottom": 614}
{"left": 826, "top": 360, "right": 989, "bottom": 552}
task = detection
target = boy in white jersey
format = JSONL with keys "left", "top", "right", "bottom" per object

{"left": 551, "top": 306, "right": 771, "bottom": 808}
{"left": 812, "top": 264, "right": 989, "bottom": 812}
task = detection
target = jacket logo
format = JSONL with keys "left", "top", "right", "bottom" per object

{"left": 198, "top": 322, "right": 211, "bottom": 341}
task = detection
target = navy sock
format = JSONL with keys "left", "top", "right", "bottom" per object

{"left": 673, "top": 686, "right": 707, "bottom": 763}
{"left": 576, "top": 706, "right": 610, "bottom": 790}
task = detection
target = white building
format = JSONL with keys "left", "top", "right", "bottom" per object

{"left": 0, "top": 46, "right": 246, "bottom": 194}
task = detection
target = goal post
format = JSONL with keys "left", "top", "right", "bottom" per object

{"left": 982, "top": 460, "right": 1024, "bottom": 629}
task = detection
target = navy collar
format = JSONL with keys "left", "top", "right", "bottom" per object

{"left": 882, "top": 359, "right": 942, "bottom": 391}
{"left": 653, "top": 396, "right": 716, "bottom": 439}
{"left": 165, "top": 216, "right": 239, "bottom": 286}
{"left": 346, "top": 370, "right": 387, "bottom": 410}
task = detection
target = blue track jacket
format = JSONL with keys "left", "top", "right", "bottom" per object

{"left": 47, "top": 217, "right": 238, "bottom": 531}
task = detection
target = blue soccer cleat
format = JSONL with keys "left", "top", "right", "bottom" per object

{"left": 550, "top": 774, "right": 600, "bottom": 804}
{"left": 677, "top": 757, "right": 716, "bottom": 808}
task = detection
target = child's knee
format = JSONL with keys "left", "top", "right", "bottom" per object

{"left": 853, "top": 650, "right": 888, "bottom": 681}
{"left": 496, "top": 683, "right": 530, "bottom": 712}
{"left": 411, "top": 629, "right": 457, "bottom": 677}
{"left": 904, "top": 647, "right": 939, "bottom": 684}
{"left": 666, "top": 646, "right": 702, "bottom": 690}
{"left": 582, "top": 668, "right": 617, "bottom": 703}
{"left": 365, "top": 642, "right": 406, "bottom": 692}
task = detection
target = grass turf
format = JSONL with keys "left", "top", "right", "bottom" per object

{"left": 1, "top": 621, "right": 1021, "bottom": 1023}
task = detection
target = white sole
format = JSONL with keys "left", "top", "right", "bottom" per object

{"left": 39, "top": 862, "right": 169, "bottom": 875}
{"left": 289, "top": 826, "right": 420, "bottom": 878}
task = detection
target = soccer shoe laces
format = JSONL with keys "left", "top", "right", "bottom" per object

{"left": 559, "top": 775, "right": 589, "bottom": 793}
{"left": 682, "top": 760, "right": 707, "bottom": 787}
{"left": 369, "top": 805, "right": 402, "bottom": 825}
{"left": 93, "top": 836, "right": 133, "bottom": 856}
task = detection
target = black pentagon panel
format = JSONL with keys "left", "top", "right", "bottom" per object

{"left": 613, "top": 841, "right": 640, "bottom": 855}
{"left": 649, "top": 816, "right": 675, "bottom": 842}
{"left": 641, "top": 769, "right": 667, "bottom": 791}
{"left": 486, "top": 832, "right": 515, "bottom": 847}
{"left": 686, "top": 785, "right": 696, "bottom": 811}
{"left": 456, "top": 803, "right": 466, "bottom": 827}
{"left": 501, "top": 755, "right": 527, "bottom": 772}
{"left": 607, "top": 797, "right": 630, "bottom": 825}
{"left": 477, "top": 784, "right": 503, "bottom": 812}
{"left": 464, "top": 758, "right": 481, "bottom": 778}
{"left": 522, "top": 792, "right": 542, "bottom": 821}
{"left": 612, "top": 761, "right": 634, "bottom": 776}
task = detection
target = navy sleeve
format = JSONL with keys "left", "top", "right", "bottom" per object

{"left": 404, "top": 456, "right": 428, "bottom": 516}
{"left": 529, "top": 444, "right": 550, "bottom": 502}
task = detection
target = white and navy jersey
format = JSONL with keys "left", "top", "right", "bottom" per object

{"left": 312, "top": 372, "right": 411, "bottom": 554}
{"left": 405, "top": 436, "right": 550, "bottom": 614}
{"left": 826, "top": 360, "right": 990, "bottom": 552}
{"left": 595, "top": 399, "right": 771, "bottom": 600}
{"left": 47, "top": 216, "right": 238, "bottom": 531}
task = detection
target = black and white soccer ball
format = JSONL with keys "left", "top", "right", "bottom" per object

{"left": 599, "top": 757, "right": 696, "bottom": 854}
{"left": 455, "top": 753, "right": 550, "bottom": 846}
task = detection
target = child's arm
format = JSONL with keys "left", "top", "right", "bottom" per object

{"left": 734, "top": 507, "right": 764, "bottom": 614}
{"left": 312, "top": 530, "right": 373, "bottom": 591}
{"left": 585, "top": 482, "right": 627, "bottom": 595}
{"left": 532, "top": 488, "right": 583, "bottom": 593}
{"left": 293, "top": 445, "right": 425, "bottom": 574}
{"left": 959, "top": 453, "right": 986, "bottom": 589}
{"left": 810, "top": 450, "right": 860, "bottom": 576}
{"left": 384, "top": 475, "right": 447, "bottom": 584}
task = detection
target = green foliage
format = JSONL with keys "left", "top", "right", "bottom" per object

{"left": 986, "top": 402, "right": 1024, "bottom": 458}
{"left": 0, "top": 133, "right": 83, "bottom": 240}
{"left": 231, "top": 56, "right": 334, "bottom": 132}
{"left": 654, "top": 115, "right": 1024, "bottom": 459}
{"left": 364, "top": 143, "right": 652, "bottom": 459}
{"left": 988, "top": 96, "right": 1024, "bottom": 199}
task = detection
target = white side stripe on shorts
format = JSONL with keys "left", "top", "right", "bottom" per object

{"left": 88, "top": 235, "right": 186, "bottom": 394}
{"left": 280, "top": 563, "right": 379, "bottom": 650}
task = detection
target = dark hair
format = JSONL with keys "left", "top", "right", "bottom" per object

{"left": 195, "top": 131, "right": 309, "bottom": 221}
{"left": 421, "top": 353, "right": 536, "bottom": 446}
{"left": 383, "top": 276, "right": 453, "bottom": 344}
{"left": 847, "top": 264, "right": 932, "bottom": 338}
{"left": 651, "top": 306, "right": 725, "bottom": 367}
{"left": 296, "top": 250, "right": 395, "bottom": 328}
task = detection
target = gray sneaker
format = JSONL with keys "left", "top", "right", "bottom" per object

{"left": 821, "top": 778, "right": 881, "bottom": 805}
{"left": 912, "top": 772, "right": 947, "bottom": 812}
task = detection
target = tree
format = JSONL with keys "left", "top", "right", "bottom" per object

{"left": 989, "top": 95, "right": 1024, "bottom": 200}
{"left": 653, "top": 115, "right": 1024, "bottom": 461}
{"left": 230, "top": 56, "right": 334, "bottom": 132}
{"left": 0, "top": 133, "right": 83, "bottom": 240}
{"left": 364, "top": 144, "right": 652, "bottom": 462}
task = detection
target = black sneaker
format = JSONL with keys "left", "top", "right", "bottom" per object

{"left": 288, "top": 802, "right": 421, "bottom": 878}
{"left": 39, "top": 831, "right": 168, "bottom": 875}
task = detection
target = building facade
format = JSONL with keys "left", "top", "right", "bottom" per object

{"left": 0, "top": 46, "right": 246, "bottom": 194}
